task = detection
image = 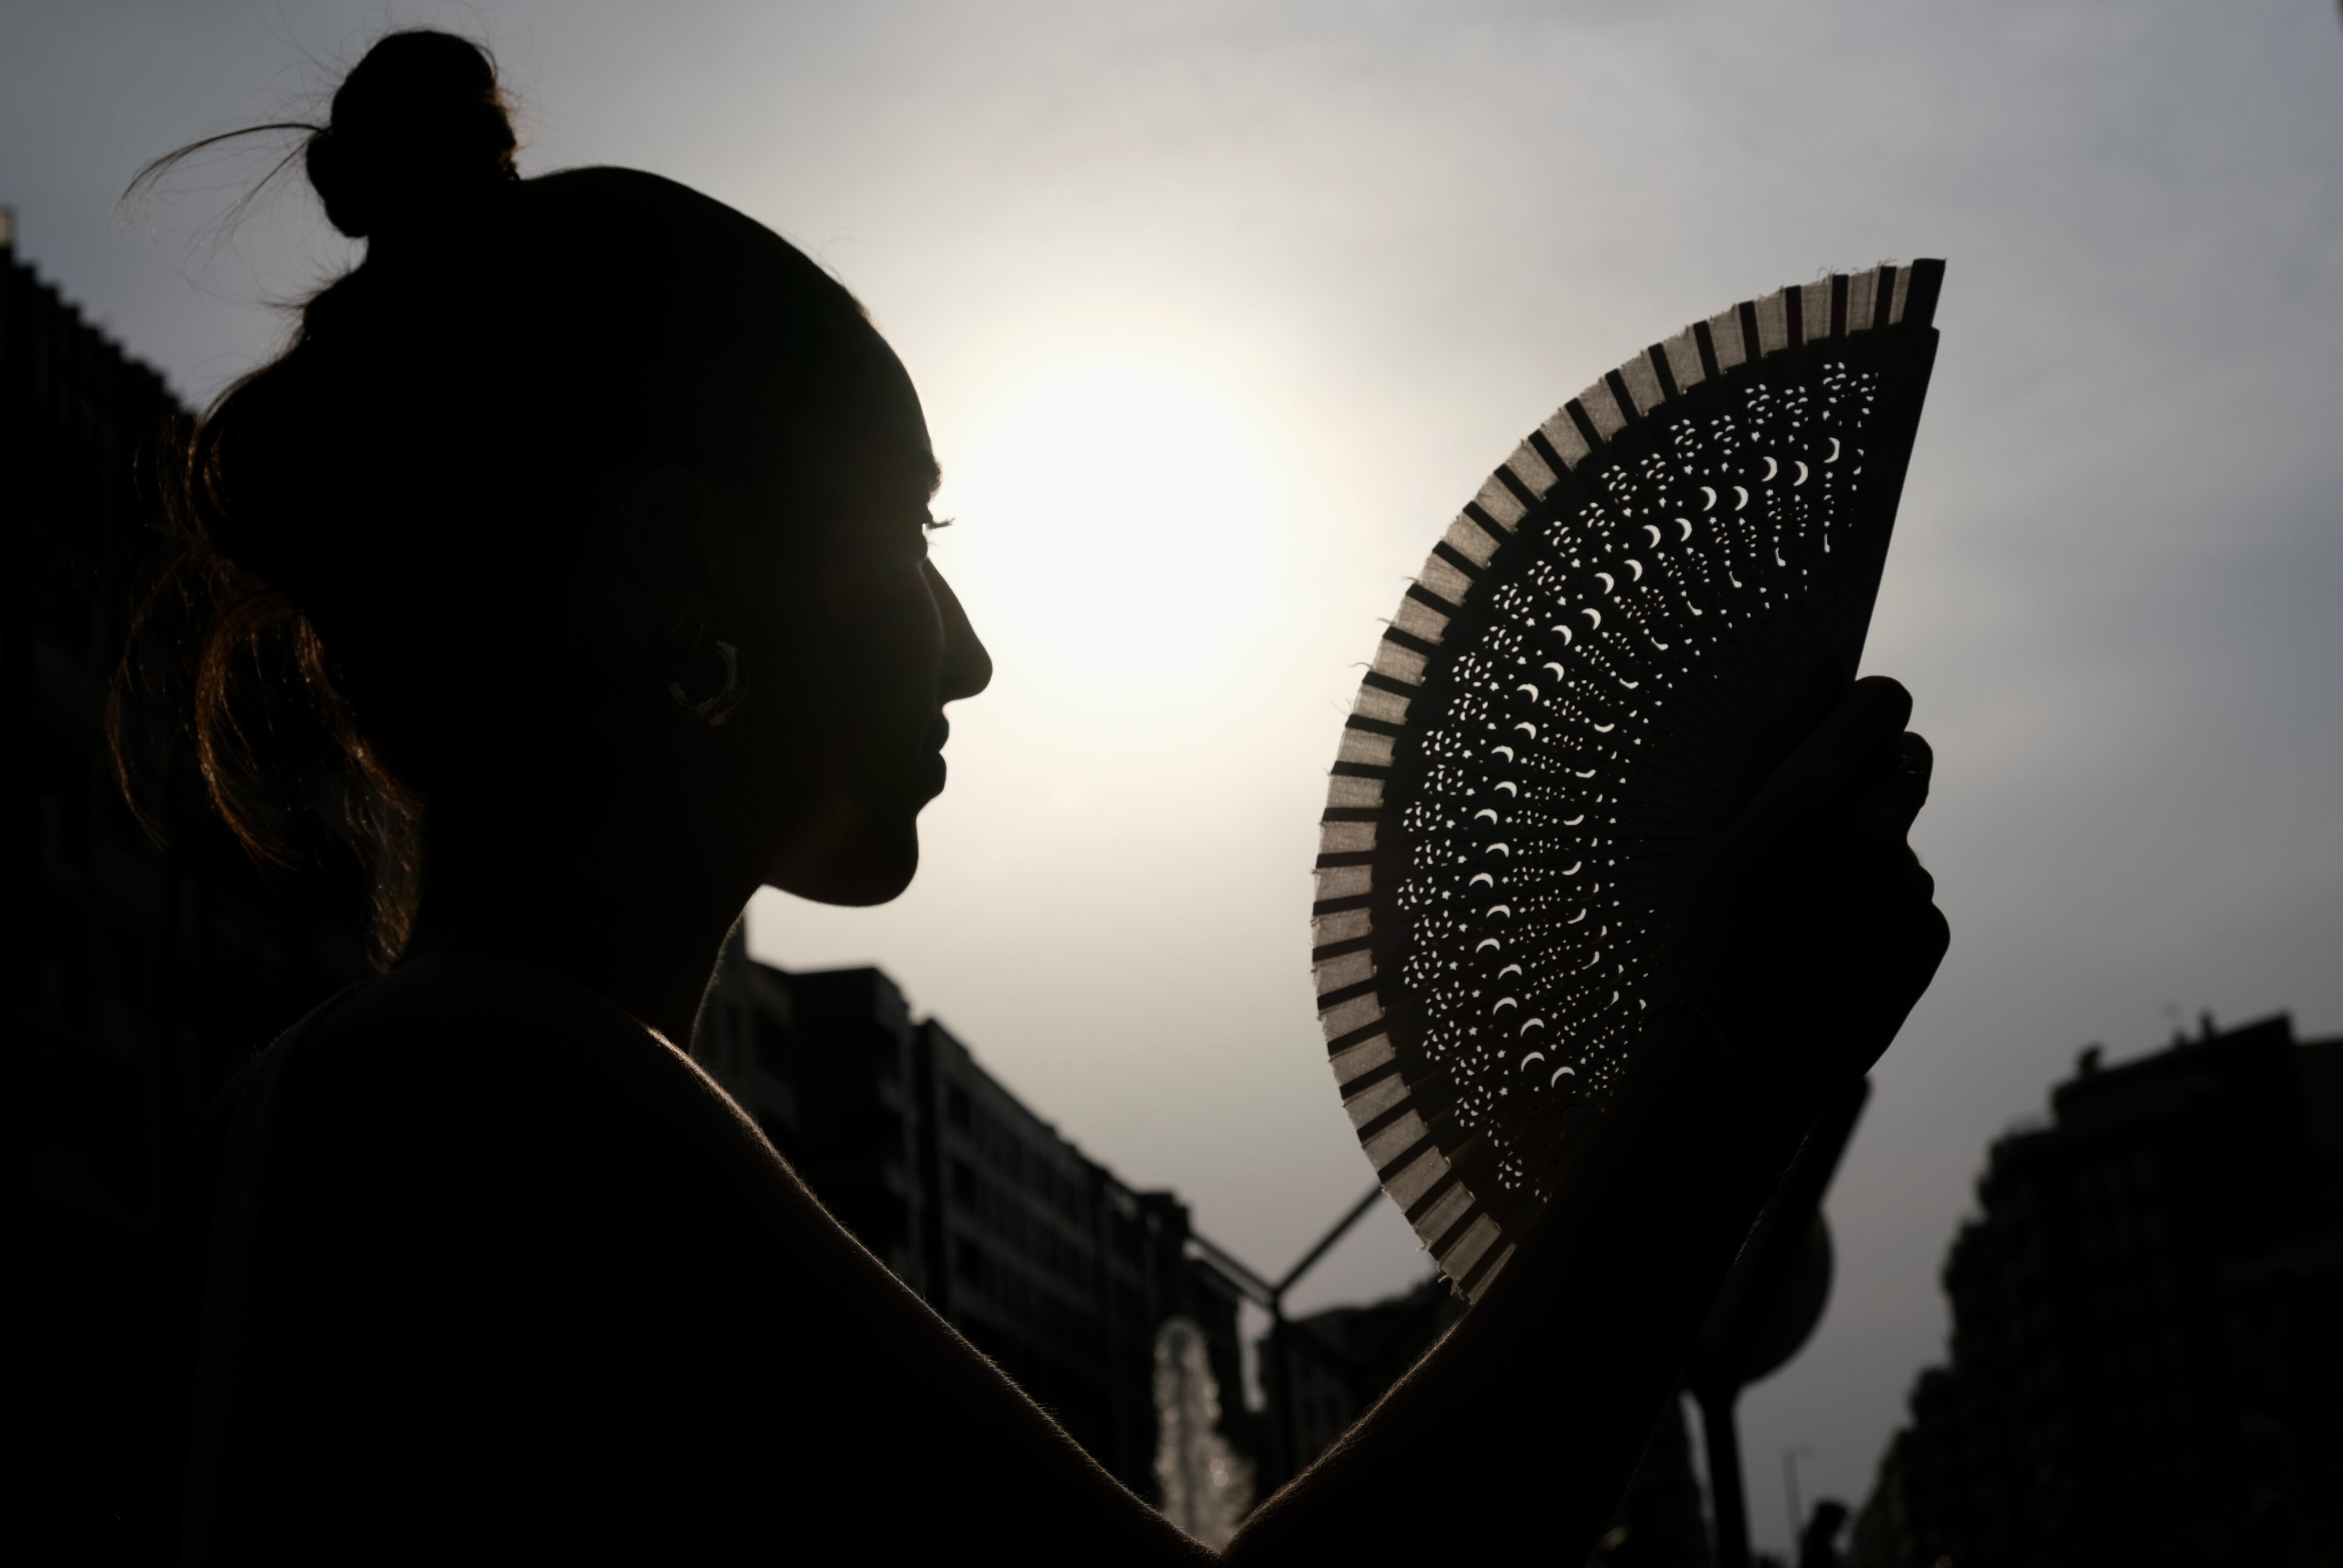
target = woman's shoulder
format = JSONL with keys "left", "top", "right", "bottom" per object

{"left": 282, "top": 950, "right": 743, "bottom": 1154}
{"left": 309, "top": 948, "right": 668, "bottom": 1058}
{"left": 298, "top": 942, "right": 679, "bottom": 1064}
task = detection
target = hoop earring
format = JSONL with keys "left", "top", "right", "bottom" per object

{"left": 669, "top": 639, "right": 746, "bottom": 728}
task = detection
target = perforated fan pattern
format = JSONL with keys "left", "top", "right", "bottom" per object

{"left": 1313, "top": 263, "right": 1942, "bottom": 1298}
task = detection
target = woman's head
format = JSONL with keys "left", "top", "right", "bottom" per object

{"left": 131, "top": 29, "right": 988, "bottom": 959}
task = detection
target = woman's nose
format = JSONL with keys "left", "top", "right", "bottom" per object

{"left": 926, "top": 563, "right": 992, "bottom": 702}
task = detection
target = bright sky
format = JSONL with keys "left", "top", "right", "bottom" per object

{"left": 11, "top": 1, "right": 2343, "bottom": 1553}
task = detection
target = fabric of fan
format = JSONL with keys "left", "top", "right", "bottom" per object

{"left": 1313, "top": 261, "right": 1944, "bottom": 1299}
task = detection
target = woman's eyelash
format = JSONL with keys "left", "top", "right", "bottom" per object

{"left": 925, "top": 516, "right": 955, "bottom": 532}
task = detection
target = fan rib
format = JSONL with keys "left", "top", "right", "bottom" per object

{"left": 1903, "top": 259, "right": 1945, "bottom": 328}
{"left": 1394, "top": 1165, "right": 1455, "bottom": 1230}
{"left": 1343, "top": 1074, "right": 1410, "bottom": 1133}
{"left": 1349, "top": 686, "right": 1410, "bottom": 727}
{"left": 1426, "top": 1192, "right": 1489, "bottom": 1259}
{"left": 1460, "top": 499, "right": 1515, "bottom": 544}
{"left": 1603, "top": 369, "right": 1645, "bottom": 425}
{"left": 1309, "top": 933, "right": 1374, "bottom": 967}
{"left": 1371, "top": 640, "right": 1429, "bottom": 686}
{"left": 1389, "top": 597, "right": 1449, "bottom": 647}
{"left": 1492, "top": 466, "right": 1545, "bottom": 515}
{"left": 1657, "top": 329, "right": 1703, "bottom": 394}
{"left": 1380, "top": 625, "right": 1438, "bottom": 659}
{"left": 1504, "top": 442, "right": 1560, "bottom": 499}
{"left": 1363, "top": 1112, "right": 1431, "bottom": 1171}
{"left": 1330, "top": 1035, "right": 1394, "bottom": 1086}
{"left": 1430, "top": 540, "right": 1486, "bottom": 583}
{"left": 1705, "top": 309, "right": 1746, "bottom": 371}
{"left": 1333, "top": 730, "right": 1394, "bottom": 770}
{"left": 1692, "top": 319, "right": 1723, "bottom": 381}
{"left": 1322, "top": 1015, "right": 1391, "bottom": 1058}
{"left": 1563, "top": 399, "right": 1604, "bottom": 453}
{"left": 1337, "top": 1053, "right": 1403, "bottom": 1098}
{"left": 1645, "top": 343, "right": 1680, "bottom": 402}
{"left": 1417, "top": 551, "right": 1476, "bottom": 605}
{"left": 1440, "top": 1215, "right": 1505, "bottom": 1283}
{"left": 1846, "top": 269, "right": 1878, "bottom": 333}
{"left": 1398, "top": 1158, "right": 1464, "bottom": 1225}
{"left": 1316, "top": 978, "right": 1377, "bottom": 1021}
{"left": 1353, "top": 1087, "right": 1430, "bottom": 1144}
{"left": 1349, "top": 1082, "right": 1413, "bottom": 1133}
{"left": 1537, "top": 411, "right": 1594, "bottom": 474}
{"left": 1445, "top": 511, "right": 1509, "bottom": 567}
{"left": 1456, "top": 1241, "right": 1515, "bottom": 1297}
{"left": 1415, "top": 1183, "right": 1477, "bottom": 1247}
{"left": 1383, "top": 1146, "right": 1450, "bottom": 1211}
{"left": 1320, "top": 995, "right": 1385, "bottom": 1042}
{"left": 1581, "top": 380, "right": 1632, "bottom": 440}
{"left": 1524, "top": 431, "right": 1588, "bottom": 499}
{"left": 1398, "top": 587, "right": 1458, "bottom": 623}
{"left": 1470, "top": 474, "right": 1531, "bottom": 530}
{"left": 1310, "top": 908, "right": 1372, "bottom": 950}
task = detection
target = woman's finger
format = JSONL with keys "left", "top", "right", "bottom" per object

{"left": 1867, "top": 731, "right": 1934, "bottom": 836}
{"left": 1768, "top": 677, "right": 1913, "bottom": 807}
{"left": 1813, "top": 676, "right": 1914, "bottom": 762}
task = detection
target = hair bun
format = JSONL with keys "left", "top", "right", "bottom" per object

{"left": 305, "top": 30, "right": 517, "bottom": 240}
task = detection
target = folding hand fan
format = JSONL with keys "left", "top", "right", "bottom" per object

{"left": 1313, "top": 261, "right": 1942, "bottom": 1299}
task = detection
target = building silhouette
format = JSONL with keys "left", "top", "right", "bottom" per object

{"left": 695, "top": 939, "right": 1261, "bottom": 1495}
{"left": 1852, "top": 1013, "right": 2343, "bottom": 1568}
{"left": 1262, "top": 1260, "right": 1711, "bottom": 1566}
{"left": 1273, "top": 1274, "right": 1461, "bottom": 1468}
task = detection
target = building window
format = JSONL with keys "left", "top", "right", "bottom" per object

{"left": 955, "top": 1236, "right": 994, "bottom": 1292}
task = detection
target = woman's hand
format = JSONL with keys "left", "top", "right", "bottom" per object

{"left": 1672, "top": 673, "right": 1951, "bottom": 1109}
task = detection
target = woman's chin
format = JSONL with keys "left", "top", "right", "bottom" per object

{"left": 766, "top": 821, "right": 920, "bottom": 908}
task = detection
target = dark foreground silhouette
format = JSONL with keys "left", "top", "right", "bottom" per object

{"left": 110, "top": 30, "right": 1946, "bottom": 1563}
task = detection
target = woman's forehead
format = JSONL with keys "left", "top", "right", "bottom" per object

{"left": 833, "top": 331, "right": 937, "bottom": 493}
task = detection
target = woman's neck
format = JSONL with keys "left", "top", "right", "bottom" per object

{"left": 401, "top": 784, "right": 754, "bottom": 1048}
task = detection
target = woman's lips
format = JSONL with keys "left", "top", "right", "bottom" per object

{"left": 918, "top": 716, "right": 952, "bottom": 799}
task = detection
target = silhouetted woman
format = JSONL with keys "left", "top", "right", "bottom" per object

{"left": 119, "top": 30, "right": 1948, "bottom": 1564}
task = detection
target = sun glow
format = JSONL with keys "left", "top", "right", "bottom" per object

{"left": 941, "top": 363, "right": 1278, "bottom": 687}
